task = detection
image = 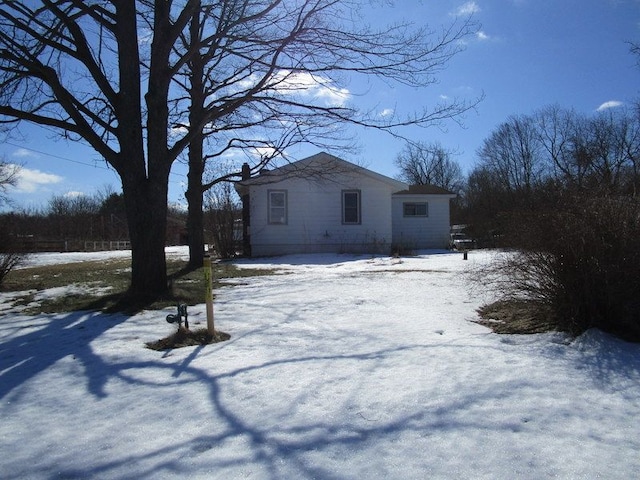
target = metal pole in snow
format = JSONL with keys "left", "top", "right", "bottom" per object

{"left": 203, "top": 255, "right": 214, "bottom": 335}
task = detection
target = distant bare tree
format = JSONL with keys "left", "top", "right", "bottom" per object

{"left": 535, "top": 105, "right": 582, "bottom": 186}
{"left": 47, "top": 194, "right": 100, "bottom": 217}
{"left": 0, "top": 158, "right": 19, "bottom": 206}
{"left": 536, "top": 105, "right": 640, "bottom": 195}
{"left": 476, "top": 114, "right": 547, "bottom": 199}
{"left": 395, "top": 141, "right": 464, "bottom": 192}
{"left": 584, "top": 110, "right": 640, "bottom": 193}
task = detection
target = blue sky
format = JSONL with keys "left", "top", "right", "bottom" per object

{"left": 2, "top": 0, "right": 639, "bottom": 210}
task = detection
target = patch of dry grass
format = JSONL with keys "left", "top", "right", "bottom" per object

{"left": 145, "top": 326, "right": 231, "bottom": 350}
{"left": 476, "top": 299, "right": 559, "bottom": 335}
{"left": 2, "top": 257, "right": 274, "bottom": 314}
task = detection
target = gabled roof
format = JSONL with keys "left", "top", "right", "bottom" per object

{"left": 393, "top": 184, "right": 456, "bottom": 196}
{"left": 237, "top": 151, "right": 407, "bottom": 190}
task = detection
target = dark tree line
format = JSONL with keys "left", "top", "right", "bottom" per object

{"left": 2, "top": 191, "right": 131, "bottom": 250}
{"left": 462, "top": 105, "right": 640, "bottom": 243}
{"left": 1, "top": 185, "right": 243, "bottom": 259}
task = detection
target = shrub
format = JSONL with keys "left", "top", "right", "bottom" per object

{"left": 208, "top": 205, "right": 239, "bottom": 259}
{"left": 0, "top": 252, "right": 24, "bottom": 287}
{"left": 482, "top": 195, "right": 640, "bottom": 341}
{"left": 0, "top": 219, "right": 26, "bottom": 287}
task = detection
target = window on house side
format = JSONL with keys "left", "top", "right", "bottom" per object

{"left": 268, "top": 190, "right": 287, "bottom": 224}
{"left": 342, "top": 190, "right": 361, "bottom": 224}
{"left": 403, "top": 202, "right": 428, "bottom": 217}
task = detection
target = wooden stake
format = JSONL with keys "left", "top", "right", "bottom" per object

{"left": 203, "top": 255, "right": 214, "bottom": 334}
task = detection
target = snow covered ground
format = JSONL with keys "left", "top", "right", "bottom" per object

{"left": 17, "top": 245, "right": 190, "bottom": 268}
{"left": 1, "top": 248, "right": 639, "bottom": 479}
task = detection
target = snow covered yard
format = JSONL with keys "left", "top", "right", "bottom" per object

{"left": 1, "top": 249, "right": 639, "bottom": 479}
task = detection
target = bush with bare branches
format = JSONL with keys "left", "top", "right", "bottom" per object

{"left": 0, "top": 217, "right": 26, "bottom": 287}
{"left": 481, "top": 194, "right": 640, "bottom": 341}
{"left": 204, "top": 183, "right": 241, "bottom": 259}
{"left": 0, "top": 160, "right": 26, "bottom": 286}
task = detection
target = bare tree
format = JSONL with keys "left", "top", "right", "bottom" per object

{"left": 476, "top": 114, "right": 547, "bottom": 199}
{"left": 0, "top": 157, "right": 22, "bottom": 284}
{"left": 584, "top": 109, "right": 640, "bottom": 193}
{"left": 394, "top": 141, "right": 464, "bottom": 192}
{"left": 0, "top": 1, "right": 480, "bottom": 298}
{"left": 536, "top": 105, "right": 640, "bottom": 195}
{"left": 535, "top": 105, "right": 582, "bottom": 185}
{"left": 617, "top": 108, "right": 640, "bottom": 196}
{"left": 0, "top": 157, "right": 19, "bottom": 206}
{"left": 204, "top": 180, "right": 240, "bottom": 259}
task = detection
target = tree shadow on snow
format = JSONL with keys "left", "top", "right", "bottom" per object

{"left": 44, "top": 340, "right": 543, "bottom": 480}
{"left": 0, "top": 309, "right": 129, "bottom": 400}
{"left": 567, "top": 330, "right": 640, "bottom": 392}
{"left": 7, "top": 301, "right": 638, "bottom": 478}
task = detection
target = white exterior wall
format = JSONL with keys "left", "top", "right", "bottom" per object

{"left": 249, "top": 174, "right": 398, "bottom": 256}
{"left": 391, "top": 194, "right": 452, "bottom": 249}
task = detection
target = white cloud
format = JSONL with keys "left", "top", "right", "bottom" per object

{"left": 234, "top": 70, "right": 351, "bottom": 107}
{"left": 596, "top": 100, "right": 623, "bottom": 111}
{"left": 453, "top": 1, "right": 481, "bottom": 17}
{"left": 476, "top": 31, "right": 490, "bottom": 41}
{"left": 379, "top": 108, "right": 394, "bottom": 118}
{"left": 313, "top": 84, "right": 351, "bottom": 107}
{"left": 246, "top": 146, "right": 281, "bottom": 161}
{"left": 63, "top": 191, "right": 85, "bottom": 198}
{"left": 275, "top": 71, "right": 351, "bottom": 107}
{"left": 14, "top": 166, "right": 63, "bottom": 193}
{"left": 12, "top": 148, "right": 38, "bottom": 159}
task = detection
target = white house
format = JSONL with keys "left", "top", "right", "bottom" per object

{"left": 235, "top": 152, "right": 455, "bottom": 256}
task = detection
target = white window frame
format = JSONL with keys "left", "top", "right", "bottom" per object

{"left": 342, "top": 190, "right": 361, "bottom": 224}
{"left": 403, "top": 202, "right": 428, "bottom": 217}
{"left": 268, "top": 190, "right": 287, "bottom": 225}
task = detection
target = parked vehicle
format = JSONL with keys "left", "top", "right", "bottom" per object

{"left": 449, "top": 225, "right": 475, "bottom": 250}
{"left": 449, "top": 232, "right": 475, "bottom": 250}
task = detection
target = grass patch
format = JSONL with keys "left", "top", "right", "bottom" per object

{"left": 2, "top": 257, "right": 274, "bottom": 314}
{"left": 145, "top": 326, "right": 231, "bottom": 351}
{"left": 476, "top": 299, "right": 559, "bottom": 335}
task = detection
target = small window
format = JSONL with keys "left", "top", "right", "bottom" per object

{"left": 403, "top": 202, "right": 428, "bottom": 217}
{"left": 268, "top": 190, "right": 287, "bottom": 224}
{"left": 342, "top": 190, "right": 361, "bottom": 224}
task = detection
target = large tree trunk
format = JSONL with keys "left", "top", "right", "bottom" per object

{"left": 122, "top": 173, "right": 169, "bottom": 298}
{"left": 109, "top": 1, "right": 170, "bottom": 299}
{"left": 186, "top": 5, "right": 206, "bottom": 269}
{"left": 186, "top": 157, "right": 205, "bottom": 269}
{"left": 117, "top": 0, "right": 174, "bottom": 298}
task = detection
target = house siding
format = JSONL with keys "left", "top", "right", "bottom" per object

{"left": 249, "top": 174, "right": 398, "bottom": 256}
{"left": 392, "top": 194, "right": 452, "bottom": 249}
{"left": 237, "top": 152, "right": 454, "bottom": 256}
